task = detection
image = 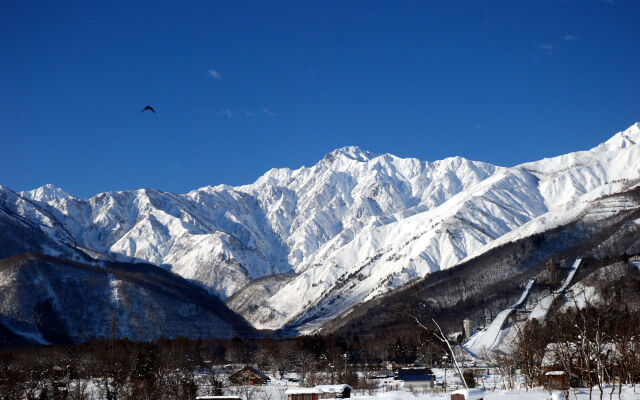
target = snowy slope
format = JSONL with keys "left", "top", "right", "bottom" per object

{"left": 528, "top": 258, "right": 582, "bottom": 321}
{"left": 241, "top": 123, "right": 640, "bottom": 332}
{"left": 0, "top": 253, "right": 256, "bottom": 344}
{"left": 6, "top": 122, "right": 640, "bottom": 334}
{"left": 13, "top": 147, "right": 499, "bottom": 300}
{"left": 465, "top": 278, "right": 536, "bottom": 355}
{"left": 14, "top": 187, "right": 292, "bottom": 299}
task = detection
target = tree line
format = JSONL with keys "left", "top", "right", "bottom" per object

{"left": 0, "top": 325, "right": 450, "bottom": 400}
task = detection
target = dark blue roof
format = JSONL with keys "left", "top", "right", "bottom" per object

{"left": 397, "top": 374, "right": 436, "bottom": 382}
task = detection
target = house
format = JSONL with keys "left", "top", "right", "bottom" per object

{"left": 545, "top": 370, "right": 581, "bottom": 391}
{"left": 228, "top": 366, "right": 270, "bottom": 385}
{"left": 314, "top": 384, "right": 352, "bottom": 398}
{"left": 395, "top": 367, "right": 436, "bottom": 391}
{"left": 284, "top": 374, "right": 302, "bottom": 383}
{"left": 371, "top": 369, "right": 395, "bottom": 379}
{"left": 539, "top": 369, "right": 581, "bottom": 390}
{"left": 451, "top": 389, "right": 485, "bottom": 400}
{"left": 545, "top": 371, "right": 569, "bottom": 391}
{"left": 541, "top": 343, "right": 579, "bottom": 369}
{"left": 286, "top": 388, "right": 322, "bottom": 400}
{"left": 286, "top": 385, "right": 352, "bottom": 399}
{"left": 196, "top": 397, "right": 242, "bottom": 400}
{"left": 540, "top": 343, "right": 582, "bottom": 389}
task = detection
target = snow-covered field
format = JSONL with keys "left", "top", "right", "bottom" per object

{"left": 196, "top": 369, "right": 640, "bottom": 400}
{"left": 198, "top": 384, "right": 640, "bottom": 400}
{"left": 352, "top": 388, "right": 640, "bottom": 399}
{"left": 46, "top": 369, "right": 640, "bottom": 400}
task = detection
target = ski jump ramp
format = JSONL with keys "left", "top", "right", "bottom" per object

{"left": 464, "top": 258, "right": 582, "bottom": 356}
{"left": 529, "top": 258, "right": 582, "bottom": 320}
{"left": 464, "top": 277, "right": 536, "bottom": 354}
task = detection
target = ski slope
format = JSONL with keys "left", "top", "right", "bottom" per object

{"left": 529, "top": 258, "right": 582, "bottom": 321}
{"left": 465, "top": 278, "right": 536, "bottom": 355}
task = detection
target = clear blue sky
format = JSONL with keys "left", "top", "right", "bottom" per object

{"left": 1, "top": 1, "right": 639, "bottom": 198}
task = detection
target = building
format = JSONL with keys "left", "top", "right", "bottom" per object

{"left": 451, "top": 388, "right": 485, "bottom": 400}
{"left": 228, "top": 366, "right": 270, "bottom": 386}
{"left": 371, "top": 369, "right": 395, "bottom": 379}
{"left": 286, "top": 388, "right": 321, "bottom": 400}
{"left": 396, "top": 367, "right": 436, "bottom": 391}
{"left": 463, "top": 318, "right": 473, "bottom": 339}
{"left": 545, "top": 371, "right": 569, "bottom": 391}
{"left": 540, "top": 343, "right": 582, "bottom": 389}
{"left": 314, "top": 384, "right": 352, "bottom": 398}
{"left": 286, "top": 385, "right": 352, "bottom": 399}
{"left": 196, "top": 397, "right": 242, "bottom": 400}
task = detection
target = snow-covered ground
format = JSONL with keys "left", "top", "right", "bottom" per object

{"left": 215, "top": 383, "right": 640, "bottom": 400}
{"left": 197, "top": 381, "right": 640, "bottom": 400}
{"left": 65, "top": 369, "right": 640, "bottom": 400}
{"left": 192, "top": 368, "right": 640, "bottom": 400}
{"left": 352, "top": 388, "right": 640, "bottom": 400}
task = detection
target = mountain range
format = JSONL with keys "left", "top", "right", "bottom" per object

{"left": 2, "top": 122, "right": 640, "bottom": 343}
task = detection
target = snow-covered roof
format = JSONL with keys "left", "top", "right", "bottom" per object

{"left": 451, "top": 388, "right": 485, "bottom": 400}
{"left": 545, "top": 371, "right": 566, "bottom": 376}
{"left": 372, "top": 369, "right": 395, "bottom": 378}
{"left": 542, "top": 342, "right": 579, "bottom": 367}
{"left": 314, "top": 384, "right": 352, "bottom": 393}
{"left": 285, "top": 388, "right": 322, "bottom": 394}
{"left": 285, "top": 384, "right": 352, "bottom": 395}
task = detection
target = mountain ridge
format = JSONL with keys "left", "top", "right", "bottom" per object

{"left": 0, "top": 252, "right": 258, "bottom": 345}
{"left": 4, "top": 122, "right": 640, "bottom": 336}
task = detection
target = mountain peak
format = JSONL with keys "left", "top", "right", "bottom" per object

{"left": 21, "top": 184, "right": 72, "bottom": 202}
{"left": 623, "top": 121, "right": 640, "bottom": 139}
{"left": 323, "top": 146, "right": 377, "bottom": 163}
{"left": 595, "top": 122, "right": 640, "bottom": 152}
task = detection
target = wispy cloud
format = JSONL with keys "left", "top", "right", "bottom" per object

{"left": 262, "top": 108, "right": 278, "bottom": 117}
{"left": 563, "top": 35, "right": 579, "bottom": 43}
{"left": 208, "top": 70, "right": 223, "bottom": 80}
{"left": 538, "top": 43, "right": 554, "bottom": 50}
{"left": 217, "top": 109, "right": 232, "bottom": 118}
{"left": 475, "top": 123, "right": 485, "bottom": 131}
{"left": 243, "top": 110, "right": 255, "bottom": 116}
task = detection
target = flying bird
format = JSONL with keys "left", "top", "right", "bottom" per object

{"left": 140, "top": 105, "right": 156, "bottom": 113}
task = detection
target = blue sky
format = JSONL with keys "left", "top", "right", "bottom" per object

{"left": 1, "top": 1, "right": 639, "bottom": 198}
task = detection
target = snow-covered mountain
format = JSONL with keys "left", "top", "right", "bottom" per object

{"left": 10, "top": 145, "right": 499, "bottom": 302}
{"left": 0, "top": 253, "right": 256, "bottom": 345}
{"left": 5, "top": 122, "right": 640, "bottom": 335}
{"left": 233, "top": 123, "right": 640, "bottom": 332}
